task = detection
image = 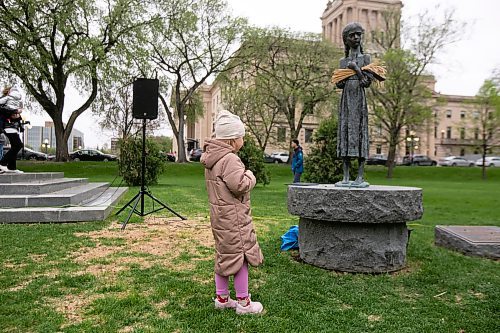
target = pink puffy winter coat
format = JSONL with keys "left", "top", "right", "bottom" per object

{"left": 200, "top": 139, "right": 264, "bottom": 276}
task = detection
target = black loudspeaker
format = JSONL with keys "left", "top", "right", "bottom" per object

{"left": 132, "top": 78, "right": 159, "bottom": 119}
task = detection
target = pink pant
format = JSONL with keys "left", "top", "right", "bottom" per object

{"left": 215, "top": 260, "right": 248, "bottom": 298}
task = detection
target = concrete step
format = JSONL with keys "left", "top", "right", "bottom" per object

{"left": 0, "top": 182, "right": 109, "bottom": 208}
{"left": 0, "top": 187, "right": 128, "bottom": 223}
{"left": 0, "top": 178, "right": 88, "bottom": 195}
{"left": 0, "top": 172, "right": 64, "bottom": 184}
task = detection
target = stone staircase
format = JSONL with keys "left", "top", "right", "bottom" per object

{"left": 0, "top": 172, "right": 128, "bottom": 223}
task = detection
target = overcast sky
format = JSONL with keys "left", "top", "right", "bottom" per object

{"left": 24, "top": 0, "right": 500, "bottom": 149}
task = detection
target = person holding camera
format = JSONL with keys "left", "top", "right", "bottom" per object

{"left": 0, "top": 85, "right": 24, "bottom": 174}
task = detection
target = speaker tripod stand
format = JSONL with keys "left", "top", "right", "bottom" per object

{"left": 116, "top": 118, "right": 186, "bottom": 230}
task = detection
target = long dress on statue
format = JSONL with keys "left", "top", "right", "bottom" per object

{"left": 336, "top": 53, "right": 372, "bottom": 159}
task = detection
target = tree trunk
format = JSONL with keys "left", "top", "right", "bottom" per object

{"left": 176, "top": 114, "right": 188, "bottom": 163}
{"left": 482, "top": 143, "right": 487, "bottom": 180}
{"left": 386, "top": 137, "right": 398, "bottom": 179}
{"left": 53, "top": 119, "right": 70, "bottom": 161}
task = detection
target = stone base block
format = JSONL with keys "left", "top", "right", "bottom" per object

{"left": 299, "top": 218, "right": 409, "bottom": 273}
{"left": 288, "top": 184, "right": 423, "bottom": 223}
{"left": 435, "top": 225, "right": 500, "bottom": 259}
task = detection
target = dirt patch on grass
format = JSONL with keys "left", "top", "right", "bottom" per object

{"left": 367, "top": 314, "right": 382, "bottom": 322}
{"left": 70, "top": 217, "right": 214, "bottom": 278}
{"left": 1, "top": 261, "right": 28, "bottom": 270}
{"left": 7, "top": 269, "right": 60, "bottom": 292}
{"left": 38, "top": 218, "right": 215, "bottom": 328}
{"left": 46, "top": 291, "right": 129, "bottom": 328}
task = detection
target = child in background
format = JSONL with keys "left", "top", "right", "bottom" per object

{"left": 200, "top": 109, "right": 264, "bottom": 315}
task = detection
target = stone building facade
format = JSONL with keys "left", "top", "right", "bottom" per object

{"left": 180, "top": 0, "right": 491, "bottom": 162}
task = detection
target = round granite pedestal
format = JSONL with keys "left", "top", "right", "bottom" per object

{"left": 288, "top": 184, "right": 423, "bottom": 273}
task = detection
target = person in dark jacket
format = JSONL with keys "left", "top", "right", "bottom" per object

{"left": 291, "top": 139, "right": 304, "bottom": 183}
{"left": 0, "top": 86, "right": 24, "bottom": 174}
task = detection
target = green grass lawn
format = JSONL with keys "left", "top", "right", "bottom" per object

{"left": 1, "top": 161, "right": 499, "bottom": 332}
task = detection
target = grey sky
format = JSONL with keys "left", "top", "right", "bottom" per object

{"left": 24, "top": 0, "right": 500, "bottom": 149}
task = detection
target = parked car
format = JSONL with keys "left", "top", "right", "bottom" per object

{"left": 164, "top": 152, "right": 176, "bottom": 162}
{"left": 15, "top": 147, "right": 49, "bottom": 161}
{"left": 366, "top": 154, "right": 387, "bottom": 166}
{"left": 189, "top": 148, "right": 203, "bottom": 162}
{"left": 438, "top": 156, "right": 474, "bottom": 167}
{"left": 402, "top": 154, "right": 437, "bottom": 166}
{"left": 263, "top": 154, "right": 279, "bottom": 163}
{"left": 475, "top": 156, "right": 500, "bottom": 167}
{"left": 18, "top": 148, "right": 49, "bottom": 161}
{"left": 271, "top": 152, "right": 289, "bottom": 163}
{"left": 70, "top": 149, "right": 117, "bottom": 162}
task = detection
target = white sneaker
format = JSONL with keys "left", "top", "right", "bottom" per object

{"left": 214, "top": 295, "right": 237, "bottom": 309}
{"left": 235, "top": 296, "right": 264, "bottom": 315}
{"left": 0, "top": 165, "right": 8, "bottom": 173}
{"left": 6, "top": 169, "right": 23, "bottom": 174}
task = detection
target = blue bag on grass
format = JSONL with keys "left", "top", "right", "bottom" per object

{"left": 280, "top": 225, "right": 299, "bottom": 251}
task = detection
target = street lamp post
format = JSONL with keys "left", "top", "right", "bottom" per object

{"left": 42, "top": 138, "right": 50, "bottom": 155}
{"left": 406, "top": 130, "right": 420, "bottom": 162}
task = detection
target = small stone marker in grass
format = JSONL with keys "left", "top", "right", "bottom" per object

{"left": 435, "top": 225, "right": 500, "bottom": 259}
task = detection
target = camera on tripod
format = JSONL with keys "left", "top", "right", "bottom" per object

{"left": 19, "top": 120, "right": 30, "bottom": 132}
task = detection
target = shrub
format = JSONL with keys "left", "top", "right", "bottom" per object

{"left": 238, "top": 136, "right": 271, "bottom": 185}
{"left": 303, "top": 116, "right": 358, "bottom": 184}
{"left": 118, "top": 136, "right": 166, "bottom": 186}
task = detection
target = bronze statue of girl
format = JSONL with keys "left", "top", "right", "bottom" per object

{"left": 333, "top": 22, "right": 384, "bottom": 188}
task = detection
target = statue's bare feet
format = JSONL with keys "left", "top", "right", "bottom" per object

{"left": 353, "top": 177, "right": 363, "bottom": 185}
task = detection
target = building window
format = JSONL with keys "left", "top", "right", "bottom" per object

{"left": 474, "top": 128, "right": 479, "bottom": 140}
{"left": 376, "top": 144, "right": 382, "bottom": 154}
{"left": 446, "top": 127, "right": 452, "bottom": 139}
{"left": 473, "top": 111, "right": 479, "bottom": 119}
{"left": 434, "top": 126, "right": 437, "bottom": 138}
{"left": 460, "top": 148, "right": 465, "bottom": 156}
{"left": 460, "top": 111, "right": 466, "bottom": 119}
{"left": 446, "top": 110, "right": 452, "bottom": 118}
{"left": 460, "top": 128, "right": 465, "bottom": 140}
{"left": 305, "top": 129, "right": 313, "bottom": 143}
{"left": 277, "top": 127, "right": 286, "bottom": 142}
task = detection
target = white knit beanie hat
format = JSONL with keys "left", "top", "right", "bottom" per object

{"left": 214, "top": 109, "right": 245, "bottom": 139}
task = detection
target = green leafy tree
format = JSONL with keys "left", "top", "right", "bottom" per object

{"left": 220, "top": 78, "right": 279, "bottom": 152}
{"left": 238, "top": 136, "right": 270, "bottom": 186}
{"left": 231, "top": 28, "right": 341, "bottom": 158}
{"left": 469, "top": 79, "right": 500, "bottom": 179}
{"left": 369, "top": 7, "right": 463, "bottom": 178}
{"left": 151, "top": 135, "right": 173, "bottom": 153}
{"left": 303, "top": 116, "right": 357, "bottom": 184}
{"left": 118, "top": 136, "right": 166, "bottom": 186}
{"left": 0, "top": 0, "right": 154, "bottom": 161}
{"left": 149, "top": 0, "right": 247, "bottom": 163}
{"left": 94, "top": 78, "right": 164, "bottom": 140}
